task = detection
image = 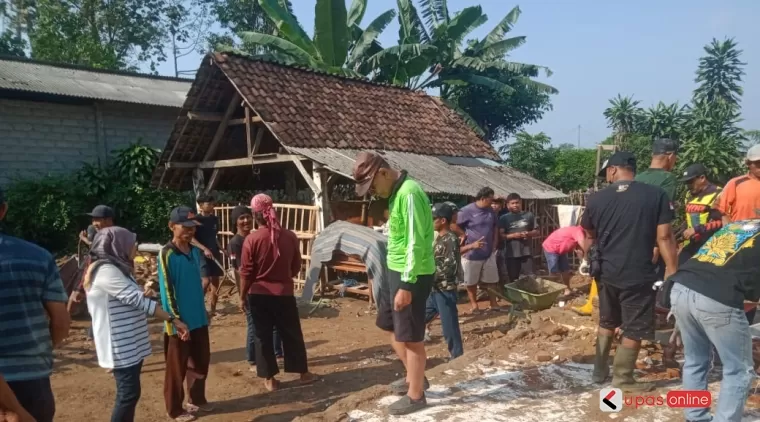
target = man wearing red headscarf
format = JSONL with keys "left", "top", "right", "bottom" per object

{"left": 239, "top": 194, "right": 317, "bottom": 391}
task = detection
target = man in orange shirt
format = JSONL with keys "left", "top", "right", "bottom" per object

{"left": 717, "top": 144, "right": 760, "bottom": 322}
{"left": 718, "top": 145, "right": 760, "bottom": 224}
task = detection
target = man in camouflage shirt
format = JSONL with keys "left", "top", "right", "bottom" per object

{"left": 423, "top": 203, "right": 481, "bottom": 360}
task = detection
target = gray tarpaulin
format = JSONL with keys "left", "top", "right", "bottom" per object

{"left": 301, "top": 221, "right": 388, "bottom": 303}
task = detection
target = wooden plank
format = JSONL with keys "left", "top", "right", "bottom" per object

{"left": 313, "top": 164, "right": 327, "bottom": 231}
{"left": 229, "top": 115, "right": 262, "bottom": 126}
{"left": 291, "top": 157, "right": 321, "bottom": 196}
{"left": 166, "top": 154, "right": 309, "bottom": 169}
{"left": 188, "top": 111, "right": 224, "bottom": 121}
{"left": 203, "top": 92, "right": 241, "bottom": 161}
{"left": 245, "top": 107, "right": 253, "bottom": 157}
{"left": 251, "top": 126, "right": 264, "bottom": 155}
{"left": 204, "top": 169, "right": 222, "bottom": 194}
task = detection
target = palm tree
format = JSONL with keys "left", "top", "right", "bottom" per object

{"left": 238, "top": 0, "right": 395, "bottom": 76}
{"left": 693, "top": 38, "right": 746, "bottom": 111}
{"left": 603, "top": 94, "right": 642, "bottom": 149}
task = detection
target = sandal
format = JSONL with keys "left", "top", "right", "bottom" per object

{"left": 173, "top": 413, "right": 196, "bottom": 422}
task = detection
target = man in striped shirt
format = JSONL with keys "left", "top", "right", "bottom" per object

{"left": 158, "top": 206, "right": 212, "bottom": 422}
{"left": 0, "top": 186, "right": 71, "bottom": 422}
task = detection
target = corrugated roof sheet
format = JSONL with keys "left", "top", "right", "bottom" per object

{"left": 214, "top": 53, "right": 498, "bottom": 159}
{"left": 0, "top": 57, "right": 192, "bottom": 107}
{"left": 287, "top": 147, "right": 566, "bottom": 200}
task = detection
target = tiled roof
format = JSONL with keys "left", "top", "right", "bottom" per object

{"left": 214, "top": 53, "right": 498, "bottom": 159}
{"left": 0, "top": 56, "right": 192, "bottom": 107}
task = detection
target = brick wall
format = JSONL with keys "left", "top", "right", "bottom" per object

{"left": 0, "top": 98, "right": 177, "bottom": 185}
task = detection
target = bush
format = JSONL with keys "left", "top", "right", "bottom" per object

{"left": 2, "top": 142, "right": 193, "bottom": 254}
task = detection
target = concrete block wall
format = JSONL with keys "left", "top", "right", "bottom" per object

{"left": 0, "top": 98, "right": 177, "bottom": 185}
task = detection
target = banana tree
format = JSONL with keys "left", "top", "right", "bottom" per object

{"left": 239, "top": 0, "right": 395, "bottom": 76}
{"left": 370, "top": 3, "right": 556, "bottom": 98}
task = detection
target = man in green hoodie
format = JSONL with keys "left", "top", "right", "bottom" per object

{"left": 353, "top": 151, "right": 435, "bottom": 416}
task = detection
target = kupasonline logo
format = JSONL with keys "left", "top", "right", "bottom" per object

{"left": 599, "top": 388, "right": 622, "bottom": 412}
{"left": 599, "top": 388, "right": 712, "bottom": 412}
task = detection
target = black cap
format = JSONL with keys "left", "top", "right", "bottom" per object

{"left": 170, "top": 206, "right": 201, "bottom": 227}
{"left": 652, "top": 138, "right": 679, "bottom": 155}
{"left": 598, "top": 151, "right": 637, "bottom": 177}
{"left": 432, "top": 202, "right": 455, "bottom": 221}
{"left": 230, "top": 205, "right": 252, "bottom": 223}
{"left": 679, "top": 163, "right": 708, "bottom": 182}
{"left": 443, "top": 201, "right": 458, "bottom": 212}
{"left": 87, "top": 205, "right": 115, "bottom": 218}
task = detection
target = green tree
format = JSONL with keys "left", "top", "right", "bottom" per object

{"left": 603, "top": 94, "right": 642, "bottom": 149}
{"left": 446, "top": 66, "right": 552, "bottom": 142}
{"left": 693, "top": 38, "right": 745, "bottom": 111}
{"left": 374, "top": 4, "right": 555, "bottom": 96}
{"left": 679, "top": 100, "right": 743, "bottom": 183}
{"left": 202, "top": 0, "right": 287, "bottom": 54}
{"left": 166, "top": 0, "right": 214, "bottom": 77}
{"left": 502, "top": 131, "right": 552, "bottom": 180}
{"left": 237, "top": 0, "right": 395, "bottom": 76}
{"left": 30, "top": 0, "right": 174, "bottom": 71}
{"left": 545, "top": 146, "right": 596, "bottom": 192}
{"left": 639, "top": 102, "right": 686, "bottom": 140}
{"left": 0, "top": 29, "right": 26, "bottom": 56}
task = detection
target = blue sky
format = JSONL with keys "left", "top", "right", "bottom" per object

{"left": 154, "top": 0, "right": 760, "bottom": 148}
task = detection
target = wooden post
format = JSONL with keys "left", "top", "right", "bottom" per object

{"left": 594, "top": 145, "right": 602, "bottom": 190}
{"left": 245, "top": 107, "right": 253, "bottom": 156}
{"left": 313, "top": 163, "right": 329, "bottom": 231}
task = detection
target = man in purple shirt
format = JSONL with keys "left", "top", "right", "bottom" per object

{"left": 455, "top": 187, "right": 500, "bottom": 313}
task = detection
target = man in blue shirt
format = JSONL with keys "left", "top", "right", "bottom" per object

{"left": 0, "top": 186, "right": 70, "bottom": 422}
{"left": 158, "top": 206, "right": 212, "bottom": 422}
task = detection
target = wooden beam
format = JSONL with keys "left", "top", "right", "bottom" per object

{"left": 245, "top": 107, "right": 253, "bottom": 156}
{"left": 204, "top": 169, "right": 222, "bottom": 194}
{"left": 313, "top": 164, "right": 329, "bottom": 231}
{"left": 229, "top": 115, "right": 262, "bottom": 126}
{"left": 203, "top": 92, "right": 241, "bottom": 161}
{"left": 166, "top": 154, "right": 308, "bottom": 169}
{"left": 292, "top": 156, "right": 321, "bottom": 197}
{"left": 251, "top": 125, "right": 264, "bottom": 156}
{"left": 188, "top": 111, "right": 224, "bottom": 121}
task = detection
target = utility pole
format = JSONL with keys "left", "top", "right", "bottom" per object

{"left": 577, "top": 125, "right": 581, "bottom": 148}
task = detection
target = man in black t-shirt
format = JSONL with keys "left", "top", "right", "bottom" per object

{"left": 226, "top": 205, "right": 283, "bottom": 368}
{"left": 499, "top": 193, "right": 539, "bottom": 282}
{"left": 192, "top": 194, "right": 224, "bottom": 316}
{"left": 668, "top": 220, "right": 760, "bottom": 422}
{"left": 582, "top": 151, "right": 678, "bottom": 392}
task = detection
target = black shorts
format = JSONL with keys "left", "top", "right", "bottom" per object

{"left": 598, "top": 281, "right": 656, "bottom": 341}
{"left": 201, "top": 250, "right": 224, "bottom": 278}
{"left": 376, "top": 270, "right": 434, "bottom": 343}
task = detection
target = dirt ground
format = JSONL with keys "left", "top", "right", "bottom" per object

{"left": 53, "top": 287, "right": 530, "bottom": 422}
{"left": 51, "top": 277, "right": 760, "bottom": 421}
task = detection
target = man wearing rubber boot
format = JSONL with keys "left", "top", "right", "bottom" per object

{"left": 582, "top": 152, "right": 679, "bottom": 392}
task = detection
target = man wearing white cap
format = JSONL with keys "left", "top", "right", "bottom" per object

{"left": 717, "top": 144, "right": 760, "bottom": 323}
